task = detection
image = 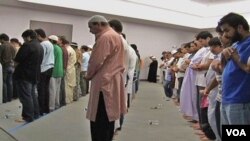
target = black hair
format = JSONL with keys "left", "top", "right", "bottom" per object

{"left": 22, "top": 29, "right": 37, "bottom": 40}
{"left": 10, "top": 38, "right": 22, "bottom": 46}
{"left": 130, "top": 44, "right": 137, "bottom": 51}
{"left": 131, "top": 44, "right": 141, "bottom": 61}
{"left": 71, "top": 42, "right": 78, "bottom": 48}
{"left": 183, "top": 42, "right": 191, "bottom": 48}
{"left": 0, "top": 33, "right": 9, "bottom": 41}
{"left": 208, "top": 37, "right": 222, "bottom": 47}
{"left": 108, "top": 19, "right": 123, "bottom": 33}
{"left": 58, "top": 36, "right": 69, "bottom": 45}
{"left": 196, "top": 31, "right": 213, "bottom": 40}
{"left": 34, "top": 28, "right": 46, "bottom": 38}
{"left": 218, "top": 12, "right": 249, "bottom": 31}
{"left": 215, "top": 24, "right": 222, "bottom": 34}
{"left": 177, "top": 48, "right": 182, "bottom": 53}
{"left": 81, "top": 45, "right": 89, "bottom": 51}
{"left": 121, "top": 33, "right": 126, "bottom": 39}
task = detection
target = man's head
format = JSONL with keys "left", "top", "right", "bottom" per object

{"left": 58, "top": 36, "right": 69, "bottom": 47}
{"left": 70, "top": 42, "right": 78, "bottom": 49}
{"left": 22, "top": 29, "right": 37, "bottom": 43}
{"left": 81, "top": 45, "right": 89, "bottom": 53}
{"left": 88, "top": 15, "right": 109, "bottom": 34}
{"left": 171, "top": 49, "right": 178, "bottom": 58}
{"left": 108, "top": 19, "right": 123, "bottom": 33}
{"left": 196, "top": 31, "right": 213, "bottom": 47}
{"left": 48, "top": 35, "right": 58, "bottom": 44}
{"left": 0, "top": 33, "right": 9, "bottom": 44}
{"left": 208, "top": 37, "right": 223, "bottom": 55}
{"left": 182, "top": 42, "right": 191, "bottom": 53}
{"left": 215, "top": 25, "right": 232, "bottom": 47}
{"left": 218, "top": 12, "right": 249, "bottom": 43}
{"left": 34, "top": 28, "right": 46, "bottom": 42}
{"left": 190, "top": 41, "right": 199, "bottom": 53}
{"left": 10, "top": 38, "right": 21, "bottom": 47}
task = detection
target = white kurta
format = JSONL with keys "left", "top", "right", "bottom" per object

{"left": 121, "top": 36, "right": 137, "bottom": 106}
{"left": 126, "top": 46, "right": 137, "bottom": 94}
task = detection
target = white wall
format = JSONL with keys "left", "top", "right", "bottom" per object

{"left": 0, "top": 5, "right": 197, "bottom": 79}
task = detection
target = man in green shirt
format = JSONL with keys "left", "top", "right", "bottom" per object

{"left": 48, "top": 35, "right": 64, "bottom": 112}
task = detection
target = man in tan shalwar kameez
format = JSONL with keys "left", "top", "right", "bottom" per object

{"left": 65, "top": 40, "right": 76, "bottom": 104}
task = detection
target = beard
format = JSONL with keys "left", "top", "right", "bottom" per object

{"left": 231, "top": 30, "right": 242, "bottom": 43}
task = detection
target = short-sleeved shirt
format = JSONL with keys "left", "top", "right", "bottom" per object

{"left": 195, "top": 50, "right": 214, "bottom": 87}
{"left": 40, "top": 40, "right": 54, "bottom": 72}
{"left": 222, "top": 36, "right": 250, "bottom": 104}
{"left": 52, "top": 44, "right": 63, "bottom": 78}
{"left": 81, "top": 52, "right": 90, "bottom": 72}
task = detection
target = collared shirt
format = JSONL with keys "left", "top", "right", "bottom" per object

{"left": 195, "top": 50, "right": 214, "bottom": 87}
{"left": 0, "top": 42, "right": 16, "bottom": 68}
{"left": 86, "top": 27, "right": 126, "bottom": 122}
{"left": 52, "top": 44, "right": 63, "bottom": 78}
{"left": 40, "top": 40, "right": 54, "bottom": 72}
{"left": 81, "top": 52, "right": 90, "bottom": 71}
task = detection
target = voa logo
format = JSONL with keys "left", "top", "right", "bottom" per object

{"left": 226, "top": 129, "right": 247, "bottom": 136}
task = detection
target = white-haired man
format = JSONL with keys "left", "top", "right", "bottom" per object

{"left": 86, "top": 15, "right": 126, "bottom": 141}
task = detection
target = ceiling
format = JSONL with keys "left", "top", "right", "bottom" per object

{"left": 191, "top": 0, "right": 248, "bottom": 5}
{"left": 1, "top": 0, "right": 250, "bottom": 31}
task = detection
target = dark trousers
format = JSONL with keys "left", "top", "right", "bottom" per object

{"left": 12, "top": 78, "right": 18, "bottom": 99}
{"left": 60, "top": 76, "right": 66, "bottom": 106}
{"left": 16, "top": 80, "right": 39, "bottom": 122}
{"left": 196, "top": 86, "right": 204, "bottom": 125}
{"left": 196, "top": 86, "right": 215, "bottom": 140}
{"left": 215, "top": 101, "right": 221, "bottom": 139}
{"left": 38, "top": 68, "right": 52, "bottom": 115}
{"left": 177, "top": 77, "right": 183, "bottom": 102}
{"left": 90, "top": 93, "right": 114, "bottom": 141}
{"left": 2, "top": 66, "right": 14, "bottom": 103}
{"left": 118, "top": 93, "right": 130, "bottom": 129}
{"left": 200, "top": 107, "right": 216, "bottom": 140}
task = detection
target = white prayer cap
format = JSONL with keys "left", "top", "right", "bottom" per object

{"left": 87, "top": 44, "right": 93, "bottom": 49}
{"left": 150, "top": 56, "right": 156, "bottom": 59}
{"left": 88, "top": 15, "right": 108, "bottom": 23}
{"left": 48, "top": 35, "right": 58, "bottom": 41}
{"left": 171, "top": 50, "right": 178, "bottom": 55}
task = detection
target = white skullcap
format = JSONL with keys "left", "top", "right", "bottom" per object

{"left": 48, "top": 35, "right": 58, "bottom": 41}
{"left": 87, "top": 44, "right": 93, "bottom": 49}
{"left": 150, "top": 56, "right": 156, "bottom": 59}
{"left": 88, "top": 15, "right": 108, "bottom": 23}
{"left": 171, "top": 50, "right": 178, "bottom": 55}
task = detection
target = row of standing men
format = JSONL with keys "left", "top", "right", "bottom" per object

{"left": 160, "top": 12, "right": 250, "bottom": 141}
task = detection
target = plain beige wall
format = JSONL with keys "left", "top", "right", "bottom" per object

{"left": 0, "top": 5, "right": 198, "bottom": 79}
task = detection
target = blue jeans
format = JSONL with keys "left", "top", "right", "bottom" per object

{"left": 221, "top": 103, "right": 250, "bottom": 125}
{"left": 2, "top": 66, "right": 14, "bottom": 103}
{"left": 163, "top": 80, "right": 173, "bottom": 98}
